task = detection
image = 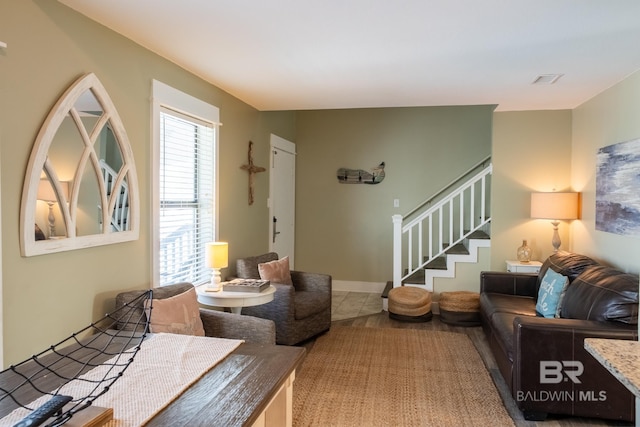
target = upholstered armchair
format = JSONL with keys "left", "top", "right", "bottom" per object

{"left": 114, "top": 282, "right": 276, "bottom": 345}
{"left": 235, "top": 252, "right": 332, "bottom": 345}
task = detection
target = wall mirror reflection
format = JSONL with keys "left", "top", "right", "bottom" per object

{"left": 20, "top": 73, "right": 139, "bottom": 256}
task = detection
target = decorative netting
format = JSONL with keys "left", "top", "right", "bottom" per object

{"left": 0, "top": 290, "right": 152, "bottom": 427}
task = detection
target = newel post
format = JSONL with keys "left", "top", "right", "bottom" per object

{"left": 392, "top": 214, "right": 403, "bottom": 288}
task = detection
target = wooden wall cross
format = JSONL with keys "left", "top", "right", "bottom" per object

{"left": 240, "top": 141, "right": 266, "bottom": 205}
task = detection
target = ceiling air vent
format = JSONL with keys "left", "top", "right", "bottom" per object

{"left": 532, "top": 74, "right": 563, "bottom": 85}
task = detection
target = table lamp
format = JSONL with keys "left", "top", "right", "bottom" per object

{"left": 530, "top": 192, "right": 579, "bottom": 252}
{"left": 37, "top": 179, "right": 69, "bottom": 238}
{"left": 206, "top": 242, "right": 228, "bottom": 291}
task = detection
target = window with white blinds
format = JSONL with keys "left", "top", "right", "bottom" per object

{"left": 158, "top": 108, "right": 215, "bottom": 286}
{"left": 159, "top": 108, "right": 215, "bottom": 286}
{"left": 151, "top": 80, "right": 220, "bottom": 288}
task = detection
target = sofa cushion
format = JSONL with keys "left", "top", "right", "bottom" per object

{"left": 489, "top": 312, "right": 522, "bottom": 363}
{"left": 560, "top": 265, "right": 639, "bottom": 324}
{"left": 479, "top": 293, "right": 537, "bottom": 319}
{"left": 535, "top": 269, "right": 569, "bottom": 318}
{"left": 536, "top": 251, "right": 598, "bottom": 298}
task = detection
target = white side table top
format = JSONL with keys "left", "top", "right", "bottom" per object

{"left": 505, "top": 260, "right": 543, "bottom": 267}
{"left": 196, "top": 284, "right": 276, "bottom": 313}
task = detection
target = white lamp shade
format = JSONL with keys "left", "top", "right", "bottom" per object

{"left": 37, "top": 179, "right": 69, "bottom": 203}
{"left": 530, "top": 192, "right": 579, "bottom": 220}
{"left": 206, "top": 242, "right": 228, "bottom": 269}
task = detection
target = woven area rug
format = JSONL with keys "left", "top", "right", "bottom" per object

{"left": 293, "top": 327, "right": 514, "bottom": 427}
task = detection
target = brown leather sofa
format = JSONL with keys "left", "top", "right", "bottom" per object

{"left": 480, "top": 251, "right": 639, "bottom": 422}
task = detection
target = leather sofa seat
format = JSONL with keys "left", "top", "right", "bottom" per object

{"left": 480, "top": 251, "right": 639, "bottom": 423}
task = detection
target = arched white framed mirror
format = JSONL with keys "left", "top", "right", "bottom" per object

{"left": 20, "top": 73, "right": 140, "bottom": 256}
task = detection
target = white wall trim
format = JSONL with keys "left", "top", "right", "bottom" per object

{"left": 150, "top": 80, "right": 220, "bottom": 288}
{"left": 332, "top": 280, "right": 386, "bottom": 293}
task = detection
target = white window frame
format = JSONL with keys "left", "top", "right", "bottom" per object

{"left": 151, "top": 80, "right": 220, "bottom": 287}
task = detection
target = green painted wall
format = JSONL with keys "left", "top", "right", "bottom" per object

{"left": 572, "top": 70, "right": 640, "bottom": 273}
{"left": 491, "top": 110, "right": 573, "bottom": 269}
{"left": 294, "top": 106, "right": 494, "bottom": 283}
{"left": 0, "top": 1, "right": 293, "bottom": 365}
{"left": 493, "top": 74, "right": 640, "bottom": 276}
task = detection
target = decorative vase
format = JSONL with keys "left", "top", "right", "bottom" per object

{"left": 516, "top": 240, "right": 532, "bottom": 263}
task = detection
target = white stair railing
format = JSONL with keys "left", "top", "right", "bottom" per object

{"left": 392, "top": 161, "right": 492, "bottom": 288}
{"left": 100, "top": 159, "right": 130, "bottom": 232}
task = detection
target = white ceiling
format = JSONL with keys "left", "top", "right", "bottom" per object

{"left": 58, "top": 0, "right": 640, "bottom": 112}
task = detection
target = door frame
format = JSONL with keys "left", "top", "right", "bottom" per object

{"left": 268, "top": 134, "right": 296, "bottom": 267}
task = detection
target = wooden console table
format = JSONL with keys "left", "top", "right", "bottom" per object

{"left": 0, "top": 340, "right": 305, "bottom": 427}
{"left": 148, "top": 343, "right": 305, "bottom": 427}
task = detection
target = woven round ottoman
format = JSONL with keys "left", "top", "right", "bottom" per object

{"left": 388, "top": 286, "right": 433, "bottom": 322}
{"left": 438, "top": 291, "right": 481, "bottom": 326}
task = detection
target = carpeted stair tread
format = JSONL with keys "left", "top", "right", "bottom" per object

{"left": 402, "top": 269, "right": 425, "bottom": 283}
{"left": 468, "top": 230, "right": 490, "bottom": 239}
{"left": 425, "top": 256, "right": 447, "bottom": 270}
{"left": 445, "top": 243, "right": 469, "bottom": 255}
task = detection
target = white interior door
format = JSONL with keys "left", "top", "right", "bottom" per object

{"left": 269, "top": 135, "right": 296, "bottom": 267}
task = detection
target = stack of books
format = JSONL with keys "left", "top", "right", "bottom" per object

{"left": 222, "top": 278, "right": 270, "bottom": 293}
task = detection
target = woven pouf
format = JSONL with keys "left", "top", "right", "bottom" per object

{"left": 438, "top": 291, "right": 481, "bottom": 326}
{"left": 388, "top": 286, "right": 433, "bottom": 322}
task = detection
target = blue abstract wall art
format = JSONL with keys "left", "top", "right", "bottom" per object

{"left": 596, "top": 138, "right": 640, "bottom": 236}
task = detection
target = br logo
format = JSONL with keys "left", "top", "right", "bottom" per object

{"left": 540, "top": 361, "right": 584, "bottom": 384}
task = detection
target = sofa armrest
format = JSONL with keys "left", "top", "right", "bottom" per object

{"left": 291, "top": 271, "right": 332, "bottom": 294}
{"left": 511, "top": 315, "right": 637, "bottom": 419}
{"left": 480, "top": 271, "right": 538, "bottom": 297}
{"left": 199, "top": 308, "right": 276, "bottom": 345}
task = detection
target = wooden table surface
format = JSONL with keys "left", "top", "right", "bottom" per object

{"left": 0, "top": 336, "right": 306, "bottom": 427}
{"left": 147, "top": 343, "right": 305, "bottom": 427}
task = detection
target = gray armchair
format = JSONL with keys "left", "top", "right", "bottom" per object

{"left": 235, "top": 252, "right": 331, "bottom": 345}
{"left": 115, "top": 282, "right": 276, "bottom": 345}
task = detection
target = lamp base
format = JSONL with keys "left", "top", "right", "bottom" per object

{"left": 47, "top": 201, "right": 56, "bottom": 238}
{"left": 550, "top": 220, "right": 561, "bottom": 252}
{"left": 207, "top": 269, "right": 222, "bottom": 291}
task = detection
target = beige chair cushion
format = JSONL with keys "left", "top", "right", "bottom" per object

{"left": 144, "top": 287, "right": 205, "bottom": 336}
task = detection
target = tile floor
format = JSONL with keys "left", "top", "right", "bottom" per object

{"left": 331, "top": 290, "right": 383, "bottom": 321}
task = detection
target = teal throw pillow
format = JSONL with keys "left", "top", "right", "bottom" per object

{"left": 536, "top": 269, "right": 569, "bottom": 318}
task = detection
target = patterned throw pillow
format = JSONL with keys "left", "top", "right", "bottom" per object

{"left": 536, "top": 268, "right": 569, "bottom": 318}
{"left": 144, "top": 287, "right": 205, "bottom": 336}
{"left": 258, "top": 256, "right": 293, "bottom": 285}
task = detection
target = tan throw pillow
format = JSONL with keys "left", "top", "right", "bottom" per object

{"left": 258, "top": 256, "right": 293, "bottom": 285}
{"left": 144, "top": 287, "right": 205, "bottom": 336}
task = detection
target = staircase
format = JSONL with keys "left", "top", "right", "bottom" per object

{"left": 100, "top": 159, "right": 130, "bottom": 232}
{"left": 389, "top": 157, "right": 492, "bottom": 302}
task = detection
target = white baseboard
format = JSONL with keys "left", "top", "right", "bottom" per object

{"left": 332, "top": 280, "right": 386, "bottom": 293}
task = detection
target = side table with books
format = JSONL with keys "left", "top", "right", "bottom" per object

{"left": 196, "top": 280, "right": 276, "bottom": 314}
